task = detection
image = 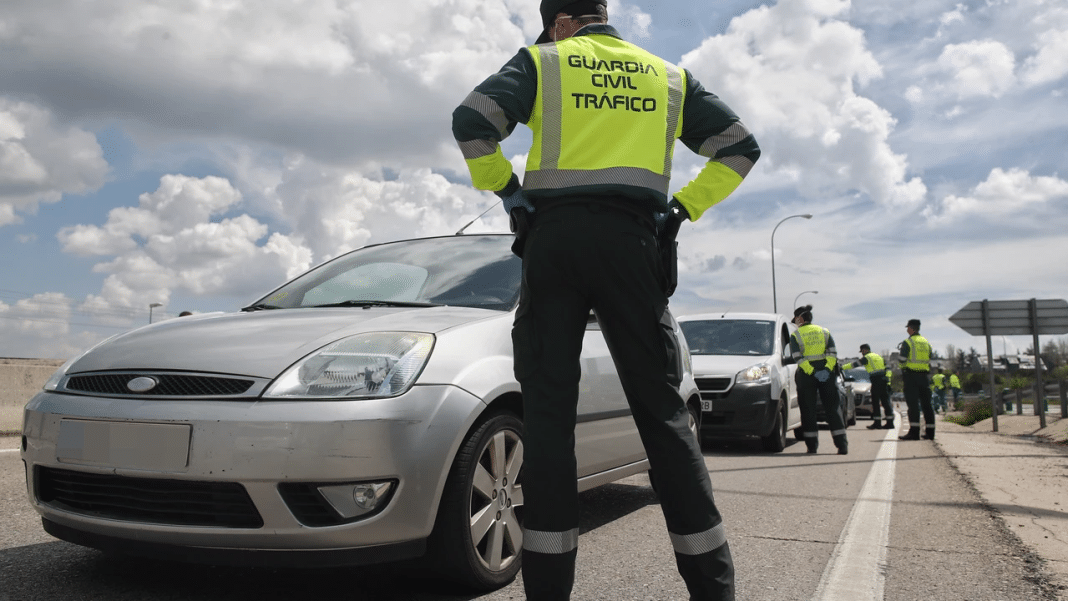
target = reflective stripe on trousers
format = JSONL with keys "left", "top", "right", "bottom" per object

{"left": 669, "top": 522, "right": 728, "bottom": 556}
{"left": 523, "top": 527, "right": 580, "bottom": 555}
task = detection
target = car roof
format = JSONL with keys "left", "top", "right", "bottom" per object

{"left": 677, "top": 312, "right": 786, "bottom": 322}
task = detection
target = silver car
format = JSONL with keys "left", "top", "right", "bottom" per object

{"left": 21, "top": 234, "right": 700, "bottom": 591}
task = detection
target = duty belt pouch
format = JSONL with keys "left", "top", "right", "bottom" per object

{"left": 509, "top": 207, "right": 531, "bottom": 258}
{"left": 660, "top": 239, "right": 679, "bottom": 297}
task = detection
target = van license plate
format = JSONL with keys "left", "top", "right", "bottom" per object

{"left": 701, "top": 400, "right": 713, "bottom": 412}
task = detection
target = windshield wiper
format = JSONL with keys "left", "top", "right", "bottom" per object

{"left": 241, "top": 303, "right": 283, "bottom": 312}
{"left": 309, "top": 300, "right": 442, "bottom": 308}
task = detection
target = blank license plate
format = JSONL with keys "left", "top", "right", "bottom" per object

{"left": 57, "top": 420, "right": 191, "bottom": 471}
{"left": 701, "top": 400, "right": 713, "bottom": 412}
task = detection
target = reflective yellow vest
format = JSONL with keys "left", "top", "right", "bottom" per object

{"left": 843, "top": 352, "right": 886, "bottom": 373}
{"left": 949, "top": 374, "right": 961, "bottom": 388}
{"left": 792, "top": 323, "right": 837, "bottom": 375}
{"left": 903, "top": 335, "right": 931, "bottom": 371}
{"left": 525, "top": 35, "right": 686, "bottom": 203}
{"left": 933, "top": 373, "right": 945, "bottom": 389}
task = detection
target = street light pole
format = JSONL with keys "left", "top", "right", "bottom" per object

{"left": 771, "top": 214, "right": 813, "bottom": 314}
{"left": 794, "top": 290, "right": 818, "bottom": 309}
{"left": 149, "top": 303, "right": 163, "bottom": 324}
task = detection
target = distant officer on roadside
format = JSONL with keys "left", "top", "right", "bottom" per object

{"left": 932, "top": 368, "right": 947, "bottom": 414}
{"left": 790, "top": 305, "right": 848, "bottom": 454}
{"left": 948, "top": 371, "right": 962, "bottom": 407}
{"left": 898, "top": 319, "right": 935, "bottom": 440}
{"left": 843, "top": 344, "right": 894, "bottom": 430}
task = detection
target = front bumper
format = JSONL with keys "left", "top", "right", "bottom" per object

{"left": 696, "top": 378, "right": 776, "bottom": 439}
{"left": 21, "top": 384, "right": 484, "bottom": 561}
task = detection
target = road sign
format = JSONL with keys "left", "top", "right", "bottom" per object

{"left": 949, "top": 299, "right": 1068, "bottom": 336}
{"left": 948, "top": 298, "right": 1068, "bottom": 431}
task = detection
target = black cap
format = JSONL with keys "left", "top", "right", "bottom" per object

{"left": 535, "top": 0, "right": 607, "bottom": 44}
{"left": 907, "top": 318, "right": 921, "bottom": 330}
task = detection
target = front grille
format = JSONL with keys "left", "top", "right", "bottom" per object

{"left": 66, "top": 373, "right": 255, "bottom": 396}
{"left": 36, "top": 466, "right": 263, "bottom": 528}
{"left": 696, "top": 377, "right": 733, "bottom": 401}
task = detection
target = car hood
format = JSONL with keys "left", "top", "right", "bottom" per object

{"left": 849, "top": 381, "right": 873, "bottom": 393}
{"left": 690, "top": 354, "right": 778, "bottom": 376}
{"left": 69, "top": 306, "right": 506, "bottom": 378}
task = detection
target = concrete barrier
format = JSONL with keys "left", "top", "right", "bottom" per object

{"left": 1, "top": 358, "right": 65, "bottom": 436}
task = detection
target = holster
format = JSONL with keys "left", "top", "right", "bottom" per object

{"left": 509, "top": 207, "right": 532, "bottom": 258}
{"left": 657, "top": 211, "right": 684, "bottom": 297}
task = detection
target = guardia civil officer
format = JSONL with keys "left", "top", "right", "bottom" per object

{"left": 898, "top": 319, "right": 935, "bottom": 440}
{"left": 842, "top": 344, "right": 894, "bottom": 430}
{"left": 789, "top": 305, "right": 848, "bottom": 455}
{"left": 452, "top": 0, "right": 759, "bottom": 598}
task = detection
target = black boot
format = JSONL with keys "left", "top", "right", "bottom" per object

{"left": 899, "top": 427, "right": 920, "bottom": 440}
{"left": 806, "top": 443, "right": 818, "bottom": 454}
{"left": 882, "top": 421, "right": 895, "bottom": 429}
{"left": 922, "top": 427, "right": 935, "bottom": 440}
{"left": 867, "top": 420, "right": 883, "bottom": 429}
{"left": 834, "top": 434, "right": 848, "bottom": 455}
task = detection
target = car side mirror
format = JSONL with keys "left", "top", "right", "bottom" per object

{"left": 781, "top": 354, "right": 795, "bottom": 365}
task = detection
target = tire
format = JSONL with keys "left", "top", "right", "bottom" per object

{"left": 686, "top": 402, "right": 701, "bottom": 444}
{"left": 760, "top": 401, "right": 787, "bottom": 453}
{"left": 429, "top": 413, "right": 524, "bottom": 591}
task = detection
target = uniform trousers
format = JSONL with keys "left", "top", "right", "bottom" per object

{"left": 512, "top": 201, "right": 734, "bottom": 601}
{"left": 902, "top": 369, "right": 935, "bottom": 437}
{"left": 869, "top": 372, "right": 893, "bottom": 423}
{"left": 795, "top": 368, "right": 847, "bottom": 451}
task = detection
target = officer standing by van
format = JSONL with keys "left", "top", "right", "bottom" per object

{"left": 452, "top": 1, "right": 760, "bottom": 599}
{"left": 789, "top": 305, "right": 848, "bottom": 455}
{"left": 898, "top": 318, "right": 935, "bottom": 440}
{"left": 843, "top": 344, "right": 894, "bottom": 430}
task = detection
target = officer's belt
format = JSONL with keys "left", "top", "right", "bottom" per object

{"left": 534, "top": 196, "right": 655, "bottom": 228}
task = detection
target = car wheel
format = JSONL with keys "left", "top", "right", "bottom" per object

{"left": 760, "top": 401, "right": 787, "bottom": 453}
{"left": 687, "top": 402, "right": 701, "bottom": 443}
{"left": 429, "top": 412, "right": 524, "bottom": 591}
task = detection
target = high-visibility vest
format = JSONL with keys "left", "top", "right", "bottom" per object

{"left": 903, "top": 335, "right": 931, "bottom": 371}
{"left": 933, "top": 373, "right": 945, "bottom": 389}
{"left": 524, "top": 35, "right": 685, "bottom": 203}
{"left": 792, "top": 323, "right": 837, "bottom": 375}
{"left": 949, "top": 374, "right": 961, "bottom": 388}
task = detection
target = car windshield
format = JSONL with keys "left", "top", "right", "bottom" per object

{"left": 251, "top": 235, "right": 522, "bottom": 312}
{"left": 846, "top": 368, "right": 870, "bottom": 382}
{"left": 680, "top": 319, "right": 775, "bottom": 356}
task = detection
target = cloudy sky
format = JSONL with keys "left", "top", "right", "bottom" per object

{"left": 1, "top": 0, "right": 1066, "bottom": 362}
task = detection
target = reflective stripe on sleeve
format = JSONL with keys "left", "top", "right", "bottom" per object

{"left": 669, "top": 522, "right": 728, "bottom": 556}
{"left": 523, "top": 527, "right": 579, "bottom": 555}
{"left": 458, "top": 138, "right": 498, "bottom": 160}
{"left": 698, "top": 123, "right": 750, "bottom": 158}
{"left": 461, "top": 91, "right": 509, "bottom": 139}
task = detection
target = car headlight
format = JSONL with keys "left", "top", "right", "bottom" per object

{"left": 264, "top": 332, "right": 435, "bottom": 399}
{"left": 738, "top": 362, "right": 772, "bottom": 384}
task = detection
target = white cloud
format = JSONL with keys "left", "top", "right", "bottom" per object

{"left": 58, "top": 174, "right": 313, "bottom": 311}
{"left": 1021, "top": 27, "right": 1068, "bottom": 86}
{"left": 925, "top": 168, "right": 1068, "bottom": 223}
{"left": 0, "top": 98, "right": 108, "bottom": 226}
{"left": 937, "top": 39, "right": 1016, "bottom": 99}
{"left": 678, "top": 0, "right": 926, "bottom": 208}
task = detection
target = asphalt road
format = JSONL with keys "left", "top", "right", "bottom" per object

{"left": 0, "top": 418, "right": 1058, "bottom": 601}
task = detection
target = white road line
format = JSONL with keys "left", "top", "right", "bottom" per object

{"left": 813, "top": 412, "right": 900, "bottom": 601}
{"left": 0, "top": 448, "right": 20, "bottom": 453}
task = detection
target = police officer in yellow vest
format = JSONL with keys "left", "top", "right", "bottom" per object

{"left": 789, "top": 305, "right": 848, "bottom": 455}
{"left": 948, "top": 372, "right": 962, "bottom": 406}
{"left": 932, "top": 368, "right": 947, "bottom": 414}
{"left": 452, "top": 1, "right": 759, "bottom": 598}
{"left": 843, "top": 344, "right": 894, "bottom": 430}
{"left": 898, "top": 319, "right": 935, "bottom": 440}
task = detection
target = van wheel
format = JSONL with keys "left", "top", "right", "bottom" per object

{"left": 760, "top": 401, "right": 787, "bottom": 453}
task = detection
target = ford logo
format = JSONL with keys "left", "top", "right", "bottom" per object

{"left": 127, "top": 376, "right": 158, "bottom": 392}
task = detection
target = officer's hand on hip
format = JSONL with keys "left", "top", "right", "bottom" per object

{"left": 502, "top": 188, "right": 534, "bottom": 215}
{"left": 655, "top": 198, "right": 689, "bottom": 240}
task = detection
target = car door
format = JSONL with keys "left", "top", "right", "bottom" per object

{"left": 574, "top": 313, "right": 646, "bottom": 476}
